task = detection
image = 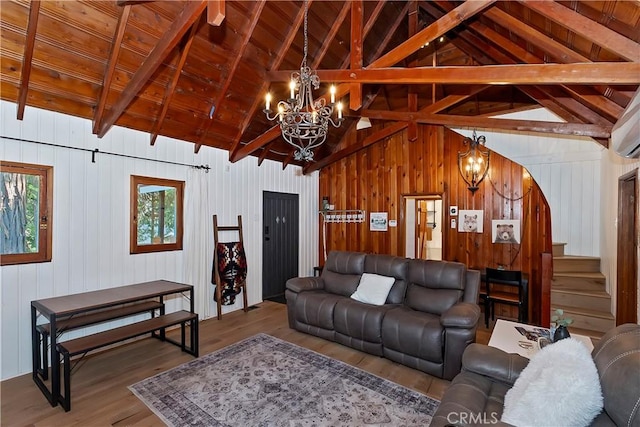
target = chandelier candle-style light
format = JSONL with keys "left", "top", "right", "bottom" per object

{"left": 263, "top": 0, "right": 344, "bottom": 162}
{"left": 458, "top": 130, "right": 490, "bottom": 193}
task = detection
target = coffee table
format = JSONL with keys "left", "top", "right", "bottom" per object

{"left": 488, "top": 319, "right": 594, "bottom": 359}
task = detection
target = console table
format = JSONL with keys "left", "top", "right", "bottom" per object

{"left": 31, "top": 280, "right": 198, "bottom": 410}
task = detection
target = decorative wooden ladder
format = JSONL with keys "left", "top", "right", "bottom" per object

{"left": 550, "top": 243, "right": 615, "bottom": 341}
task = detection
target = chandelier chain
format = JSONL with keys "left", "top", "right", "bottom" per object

{"left": 302, "top": 0, "right": 308, "bottom": 69}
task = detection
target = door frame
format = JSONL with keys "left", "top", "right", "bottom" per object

{"left": 616, "top": 169, "right": 639, "bottom": 324}
{"left": 400, "top": 193, "right": 444, "bottom": 259}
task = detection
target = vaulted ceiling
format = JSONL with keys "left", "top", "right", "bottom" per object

{"left": 1, "top": 1, "right": 639, "bottom": 172}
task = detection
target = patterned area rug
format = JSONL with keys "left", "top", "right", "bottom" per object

{"left": 129, "top": 333, "right": 439, "bottom": 426}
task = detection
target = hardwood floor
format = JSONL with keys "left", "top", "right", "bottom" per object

{"left": 1, "top": 301, "right": 492, "bottom": 426}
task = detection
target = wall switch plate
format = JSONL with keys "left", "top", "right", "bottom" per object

{"left": 451, "top": 218, "right": 456, "bottom": 229}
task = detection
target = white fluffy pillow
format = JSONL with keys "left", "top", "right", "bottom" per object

{"left": 502, "top": 338, "right": 603, "bottom": 427}
{"left": 350, "top": 273, "right": 395, "bottom": 306}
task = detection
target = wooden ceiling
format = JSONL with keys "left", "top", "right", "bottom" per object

{"left": 1, "top": 1, "right": 639, "bottom": 171}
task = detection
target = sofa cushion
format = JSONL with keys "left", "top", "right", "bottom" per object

{"left": 322, "top": 251, "right": 366, "bottom": 297}
{"left": 406, "top": 260, "right": 465, "bottom": 314}
{"left": 364, "top": 254, "right": 409, "bottom": 304}
{"left": 351, "top": 273, "right": 395, "bottom": 306}
{"left": 502, "top": 338, "right": 603, "bottom": 427}
{"left": 381, "top": 306, "right": 443, "bottom": 363}
{"left": 294, "top": 291, "right": 344, "bottom": 330}
{"left": 334, "top": 298, "right": 396, "bottom": 343}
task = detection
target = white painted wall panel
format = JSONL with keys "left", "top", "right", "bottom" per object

{"left": 0, "top": 101, "right": 319, "bottom": 380}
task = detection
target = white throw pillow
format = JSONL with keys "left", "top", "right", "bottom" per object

{"left": 350, "top": 273, "right": 396, "bottom": 306}
{"left": 501, "top": 337, "right": 603, "bottom": 427}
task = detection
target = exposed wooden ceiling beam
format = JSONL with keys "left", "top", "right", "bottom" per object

{"left": 93, "top": 4, "right": 130, "bottom": 135}
{"left": 563, "top": 85, "right": 623, "bottom": 121}
{"left": 422, "top": 86, "right": 490, "bottom": 113}
{"left": 521, "top": 1, "right": 640, "bottom": 62}
{"left": 303, "top": 122, "right": 408, "bottom": 174}
{"left": 317, "top": 1, "right": 351, "bottom": 69}
{"left": 196, "top": 0, "right": 265, "bottom": 150}
{"left": 483, "top": 7, "right": 588, "bottom": 63}
{"left": 231, "top": 126, "right": 281, "bottom": 163}
{"left": 407, "top": 0, "right": 419, "bottom": 142}
{"left": 97, "top": 0, "right": 207, "bottom": 138}
{"left": 368, "top": 0, "right": 496, "bottom": 68}
{"left": 150, "top": 23, "right": 199, "bottom": 146}
{"left": 16, "top": 0, "right": 40, "bottom": 120}
{"left": 462, "top": 5, "right": 623, "bottom": 123}
{"left": 361, "top": 109, "right": 612, "bottom": 138}
{"left": 350, "top": 0, "right": 363, "bottom": 111}
{"left": 207, "top": 0, "right": 225, "bottom": 26}
{"left": 269, "top": 63, "right": 640, "bottom": 84}
{"left": 366, "top": 2, "right": 410, "bottom": 66}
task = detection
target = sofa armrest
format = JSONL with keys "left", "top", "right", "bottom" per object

{"left": 440, "top": 302, "right": 481, "bottom": 328}
{"left": 462, "top": 343, "right": 529, "bottom": 386}
{"left": 286, "top": 277, "right": 325, "bottom": 293}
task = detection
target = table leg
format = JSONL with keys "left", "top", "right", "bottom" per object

{"left": 50, "top": 316, "right": 60, "bottom": 407}
{"left": 31, "top": 305, "right": 38, "bottom": 380}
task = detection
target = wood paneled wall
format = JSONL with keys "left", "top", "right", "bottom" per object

{"left": 319, "top": 124, "right": 552, "bottom": 324}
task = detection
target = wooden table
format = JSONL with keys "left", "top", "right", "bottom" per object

{"left": 31, "top": 280, "right": 195, "bottom": 408}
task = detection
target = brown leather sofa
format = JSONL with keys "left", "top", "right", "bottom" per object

{"left": 431, "top": 323, "right": 640, "bottom": 426}
{"left": 285, "top": 250, "right": 481, "bottom": 380}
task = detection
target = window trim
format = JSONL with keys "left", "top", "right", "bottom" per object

{"left": 0, "top": 161, "right": 53, "bottom": 266}
{"left": 130, "top": 175, "right": 184, "bottom": 254}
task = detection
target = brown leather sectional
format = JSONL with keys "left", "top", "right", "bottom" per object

{"left": 285, "top": 250, "right": 481, "bottom": 380}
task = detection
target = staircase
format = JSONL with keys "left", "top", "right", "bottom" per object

{"left": 550, "top": 243, "right": 615, "bottom": 340}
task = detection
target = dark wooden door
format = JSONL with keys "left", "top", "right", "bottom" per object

{"left": 616, "top": 170, "right": 638, "bottom": 325}
{"left": 262, "top": 191, "right": 299, "bottom": 301}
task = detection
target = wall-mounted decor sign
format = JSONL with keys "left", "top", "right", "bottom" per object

{"left": 492, "top": 219, "right": 521, "bottom": 244}
{"left": 370, "top": 212, "right": 388, "bottom": 231}
{"left": 458, "top": 210, "right": 484, "bottom": 233}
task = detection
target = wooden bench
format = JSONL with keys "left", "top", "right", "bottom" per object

{"left": 56, "top": 310, "right": 198, "bottom": 411}
{"left": 35, "top": 300, "right": 164, "bottom": 380}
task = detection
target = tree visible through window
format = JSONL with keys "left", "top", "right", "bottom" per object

{"left": 130, "top": 175, "right": 183, "bottom": 254}
{"left": 0, "top": 161, "right": 53, "bottom": 265}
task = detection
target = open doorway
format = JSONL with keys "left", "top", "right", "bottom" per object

{"left": 404, "top": 195, "right": 443, "bottom": 260}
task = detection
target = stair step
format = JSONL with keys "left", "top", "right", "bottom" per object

{"left": 551, "top": 306, "right": 615, "bottom": 333}
{"left": 553, "top": 256, "right": 601, "bottom": 273}
{"left": 551, "top": 289, "right": 611, "bottom": 313}
{"left": 552, "top": 274, "right": 606, "bottom": 292}
{"left": 552, "top": 242, "right": 567, "bottom": 257}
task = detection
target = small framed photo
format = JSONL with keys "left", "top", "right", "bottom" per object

{"left": 370, "top": 212, "right": 388, "bottom": 231}
{"left": 449, "top": 206, "right": 458, "bottom": 216}
{"left": 492, "top": 219, "right": 521, "bottom": 244}
{"left": 458, "top": 210, "right": 484, "bottom": 233}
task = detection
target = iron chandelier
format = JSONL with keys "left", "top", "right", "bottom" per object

{"left": 263, "top": 0, "right": 344, "bottom": 162}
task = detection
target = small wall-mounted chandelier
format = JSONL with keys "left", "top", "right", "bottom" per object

{"left": 458, "top": 130, "right": 490, "bottom": 193}
{"left": 263, "top": 0, "right": 344, "bottom": 162}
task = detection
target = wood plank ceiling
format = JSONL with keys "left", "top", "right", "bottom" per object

{"left": 1, "top": 1, "right": 639, "bottom": 171}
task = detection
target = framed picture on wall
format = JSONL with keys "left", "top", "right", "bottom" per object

{"left": 458, "top": 210, "right": 484, "bottom": 233}
{"left": 370, "top": 212, "right": 388, "bottom": 231}
{"left": 449, "top": 206, "right": 458, "bottom": 216}
{"left": 492, "top": 219, "right": 521, "bottom": 244}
